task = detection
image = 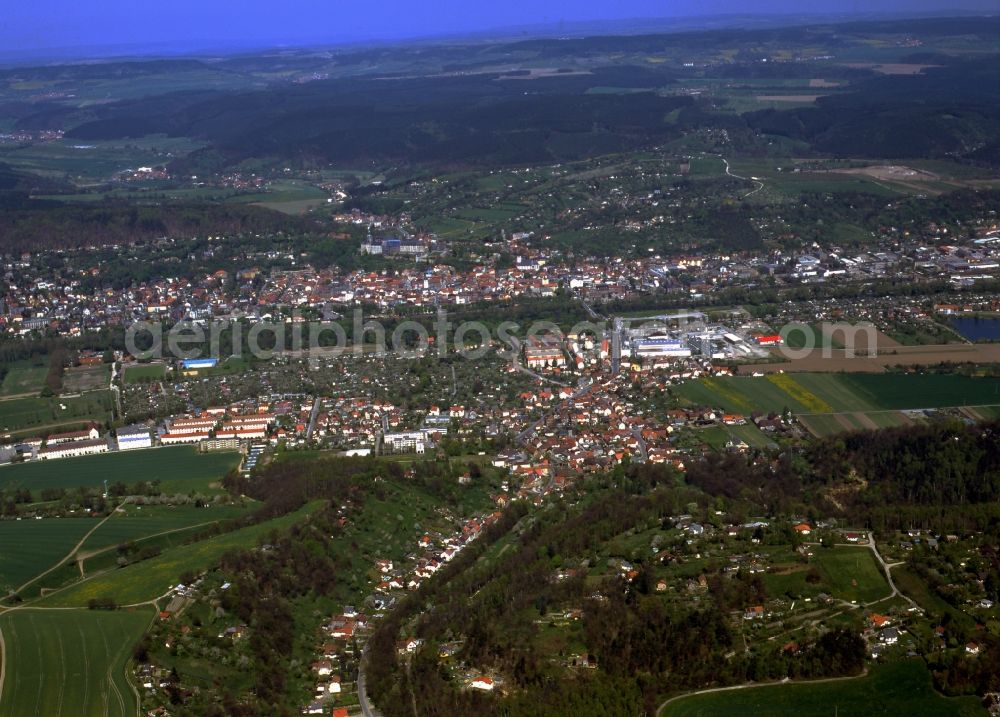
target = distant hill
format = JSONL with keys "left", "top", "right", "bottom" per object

{"left": 5, "top": 15, "right": 1000, "bottom": 173}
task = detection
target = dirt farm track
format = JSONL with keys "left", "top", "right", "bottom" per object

{"left": 739, "top": 343, "right": 1000, "bottom": 374}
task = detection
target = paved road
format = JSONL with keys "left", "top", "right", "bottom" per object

{"left": 611, "top": 317, "right": 622, "bottom": 374}
{"left": 631, "top": 427, "right": 648, "bottom": 463}
{"left": 864, "top": 534, "right": 917, "bottom": 610}
{"left": 109, "top": 362, "right": 123, "bottom": 419}
{"left": 305, "top": 396, "right": 322, "bottom": 440}
{"left": 721, "top": 156, "right": 765, "bottom": 198}
{"left": 578, "top": 297, "right": 603, "bottom": 321}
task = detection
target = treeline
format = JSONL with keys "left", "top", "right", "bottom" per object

{"left": 222, "top": 453, "right": 474, "bottom": 515}
{"left": 43, "top": 346, "right": 67, "bottom": 395}
{"left": 0, "top": 163, "right": 71, "bottom": 193}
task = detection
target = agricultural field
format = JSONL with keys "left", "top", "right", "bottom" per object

{"left": 0, "top": 517, "right": 97, "bottom": 594}
{"left": 724, "top": 156, "right": 997, "bottom": 200}
{"left": 78, "top": 503, "right": 255, "bottom": 554}
{"left": 797, "top": 410, "right": 916, "bottom": 437}
{"left": 0, "top": 362, "right": 48, "bottom": 397}
{"left": 122, "top": 362, "right": 167, "bottom": 384}
{"left": 0, "top": 446, "right": 239, "bottom": 495}
{"left": 0, "top": 391, "right": 113, "bottom": 437}
{"left": 963, "top": 404, "right": 1000, "bottom": 421}
{"left": 660, "top": 660, "right": 986, "bottom": 717}
{"left": 0, "top": 608, "right": 152, "bottom": 717}
{"left": 676, "top": 373, "right": 1000, "bottom": 436}
{"left": 38, "top": 502, "right": 320, "bottom": 608}
{"left": 452, "top": 202, "right": 527, "bottom": 222}
{"left": 810, "top": 546, "right": 891, "bottom": 604}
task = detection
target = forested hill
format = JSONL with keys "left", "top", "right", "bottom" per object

{"left": 0, "top": 197, "right": 313, "bottom": 252}
{"left": 685, "top": 418, "right": 1000, "bottom": 529}
{"left": 0, "top": 16, "right": 985, "bottom": 173}
{"left": 808, "top": 419, "right": 1000, "bottom": 506}
{"left": 63, "top": 72, "right": 698, "bottom": 170}
{"left": 0, "top": 163, "right": 71, "bottom": 193}
{"left": 364, "top": 464, "right": 867, "bottom": 716}
{"left": 745, "top": 56, "right": 1000, "bottom": 162}
{"left": 58, "top": 56, "right": 1000, "bottom": 172}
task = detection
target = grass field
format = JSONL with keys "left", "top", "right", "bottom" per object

{"left": 811, "top": 547, "right": 890, "bottom": 604}
{"left": 0, "top": 136, "right": 205, "bottom": 182}
{"left": 0, "top": 517, "right": 97, "bottom": 593}
{"left": 660, "top": 660, "right": 986, "bottom": 717}
{"left": 891, "top": 566, "right": 976, "bottom": 632}
{"left": 0, "top": 608, "right": 152, "bottom": 717}
{"left": 39, "top": 502, "right": 319, "bottom": 607}
{"left": 0, "top": 363, "right": 48, "bottom": 397}
{"left": 677, "top": 373, "right": 1000, "bottom": 436}
{"left": 696, "top": 424, "right": 775, "bottom": 451}
{"left": 0, "top": 446, "right": 239, "bottom": 495}
{"left": 62, "top": 365, "right": 110, "bottom": 393}
{"left": 122, "top": 362, "right": 167, "bottom": 383}
{"left": 0, "top": 391, "right": 113, "bottom": 436}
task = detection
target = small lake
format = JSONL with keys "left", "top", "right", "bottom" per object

{"left": 949, "top": 316, "right": 1000, "bottom": 341}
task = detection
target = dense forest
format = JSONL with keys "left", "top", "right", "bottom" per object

{"left": 684, "top": 418, "right": 1000, "bottom": 531}
{"left": 808, "top": 419, "right": 1000, "bottom": 506}
{"left": 56, "top": 55, "right": 1000, "bottom": 172}
{"left": 745, "top": 57, "right": 1000, "bottom": 161}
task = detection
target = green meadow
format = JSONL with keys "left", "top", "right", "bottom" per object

{"left": 660, "top": 660, "right": 985, "bottom": 717}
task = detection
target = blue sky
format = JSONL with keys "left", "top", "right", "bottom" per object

{"left": 1, "top": 0, "right": 995, "bottom": 56}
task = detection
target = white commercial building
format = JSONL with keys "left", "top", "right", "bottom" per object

{"left": 38, "top": 438, "right": 108, "bottom": 460}
{"left": 632, "top": 338, "right": 692, "bottom": 358}
{"left": 116, "top": 426, "right": 153, "bottom": 451}
{"left": 382, "top": 429, "right": 434, "bottom": 454}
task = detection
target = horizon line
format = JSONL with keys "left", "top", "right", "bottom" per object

{"left": 0, "top": 8, "right": 995, "bottom": 67}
